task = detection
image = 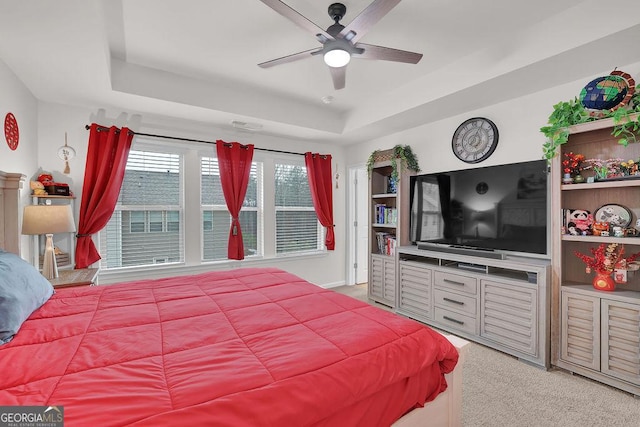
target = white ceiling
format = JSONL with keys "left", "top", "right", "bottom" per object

{"left": 1, "top": 0, "right": 640, "bottom": 145}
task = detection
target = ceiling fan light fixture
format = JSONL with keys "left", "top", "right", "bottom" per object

{"left": 324, "top": 47, "right": 350, "bottom": 68}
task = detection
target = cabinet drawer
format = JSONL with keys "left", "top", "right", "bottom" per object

{"left": 434, "top": 307, "right": 477, "bottom": 335}
{"left": 434, "top": 271, "right": 477, "bottom": 295}
{"left": 434, "top": 289, "right": 476, "bottom": 316}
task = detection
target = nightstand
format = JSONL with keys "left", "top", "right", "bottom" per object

{"left": 48, "top": 268, "right": 99, "bottom": 289}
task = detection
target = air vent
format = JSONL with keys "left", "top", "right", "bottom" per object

{"left": 231, "top": 121, "right": 263, "bottom": 131}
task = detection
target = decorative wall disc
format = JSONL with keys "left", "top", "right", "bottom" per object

{"left": 4, "top": 112, "right": 19, "bottom": 151}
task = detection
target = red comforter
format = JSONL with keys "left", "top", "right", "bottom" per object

{"left": 0, "top": 267, "right": 458, "bottom": 426}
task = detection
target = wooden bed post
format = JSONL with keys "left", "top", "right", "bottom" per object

{"left": 0, "top": 172, "right": 26, "bottom": 255}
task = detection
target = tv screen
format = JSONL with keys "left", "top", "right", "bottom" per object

{"left": 409, "top": 160, "right": 549, "bottom": 258}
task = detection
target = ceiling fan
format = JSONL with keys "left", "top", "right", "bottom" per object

{"left": 257, "top": 0, "right": 423, "bottom": 90}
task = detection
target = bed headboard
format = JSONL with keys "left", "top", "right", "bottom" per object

{"left": 498, "top": 199, "right": 546, "bottom": 229}
{"left": 0, "top": 171, "right": 26, "bottom": 254}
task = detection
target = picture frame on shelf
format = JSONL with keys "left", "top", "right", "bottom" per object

{"left": 593, "top": 204, "right": 633, "bottom": 228}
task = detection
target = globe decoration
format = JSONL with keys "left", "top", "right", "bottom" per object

{"left": 579, "top": 70, "right": 635, "bottom": 116}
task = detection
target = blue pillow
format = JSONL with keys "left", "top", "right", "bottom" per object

{"left": 0, "top": 250, "right": 54, "bottom": 344}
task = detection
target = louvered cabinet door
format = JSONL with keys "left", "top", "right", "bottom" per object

{"left": 601, "top": 299, "right": 640, "bottom": 385}
{"left": 398, "top": 261, "right": 432, "bottom": 321}
{"left": 382, "top": 257, "right": 396, "bottom": 305}
{"left": 368, "top": 254, "right": 396, "bottom": 307}
{"left": 560, "top": 290, "right": 600, "bottom": 371}
{"left": 480, "top": 280, "right": 537, "bottom": 356}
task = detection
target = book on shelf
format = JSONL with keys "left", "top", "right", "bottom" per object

{"left": 374, "top": 204, "right": 397, "bottom": 225}
{"left": 375, "top": 232, "right": 396, "bottom": 256}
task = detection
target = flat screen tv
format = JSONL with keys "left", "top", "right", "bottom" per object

{"left": 409, "top": 160, "right": 549, "bottom": 259}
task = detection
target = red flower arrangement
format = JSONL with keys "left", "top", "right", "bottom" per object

{"left": 562, "top": 152, "right": 585, "bottom": 176}
{"left": 575, "top": 243, "right": 640, "bottom": 274}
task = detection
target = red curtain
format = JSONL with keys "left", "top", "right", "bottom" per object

{"left": 75, "top": 124, "right": 133, "bottom": 269}
{"left": 216, "top": 140, "right": 255, "bottom": 260}
{"left": 304, "top": 152, "right": 335, "bottom": 250}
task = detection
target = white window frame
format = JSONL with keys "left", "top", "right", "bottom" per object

{"left": 97, "top": 139, "right": 327, "bottom": 278}
{"left": 200, "top": 155, "right": 263, "bottom": 262}
{"left": 274, "top": 156, "right": 324, "bottom": 256}
{"left": 99, "top": 140, "right": 185, "bottom": 270}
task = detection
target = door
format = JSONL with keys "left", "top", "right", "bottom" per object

{"left": 348, "top": 165, "right": 369, "bottom": 285}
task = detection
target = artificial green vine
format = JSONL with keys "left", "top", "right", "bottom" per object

{"left": 611, "top": 89, "right": 640, "bottom": 145}
{"left": 540, "top": 98, "right": 592, "bottom": 161}
{"left": 367, "top": 144, "right": 421, "bottom": 182}
{"left": 541, "top": 84, "right": 640, "bottom": 160}
{"left": 366, "top": 150, "right": 379, "bottom": 176}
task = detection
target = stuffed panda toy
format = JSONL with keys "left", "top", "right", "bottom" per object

{"left": 566, "top": 209, "right": 593, "bottom": 235}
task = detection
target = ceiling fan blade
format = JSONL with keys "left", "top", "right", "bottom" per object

{"left": 258, "top": 0, "right": 333, "bottom": 41}
{"left": 338, "top": 0, "right": 401, "bottom": 43}
{"left": 329, "top": 66, "right": 346, "bottom": 90}
{"left": 258, "top": 47, "right": 322, "bottom": 68}
{"left": 355, "top": 43, "right": 422, "bottom": 64}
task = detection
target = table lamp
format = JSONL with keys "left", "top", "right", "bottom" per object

{"left": 22, "top": 204, "right": 76, "bottom": 279}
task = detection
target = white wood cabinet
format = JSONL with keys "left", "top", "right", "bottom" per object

{"left": 368, "top": 153, "right": 411, "bottom": 308}
{"left": 552, "top": 117, "right": 640, "bottom": 396}
{"left": 397, "top": 246, "right": 551, "bottom": 368}
{"left": 560, "top": 286, "right": 640, "bottom": 395}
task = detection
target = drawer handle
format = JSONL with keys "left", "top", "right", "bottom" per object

{"left": 443, "top": 315, "right": 465, "bottom": 325}
{"left": 443, "top": 297, "right": 464, "bottom": 305}
{"left": 443, "top": 279, "right": 465, "bottom": 286}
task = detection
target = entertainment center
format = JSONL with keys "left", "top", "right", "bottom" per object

{"left": 396, "top": 246, "right": 550, "bottom": 369}
{"left": 368, "top": 114, "right": 640, "bottom": 395}
{"left": 368, "top": 153, "right": 551, "bottom": 369}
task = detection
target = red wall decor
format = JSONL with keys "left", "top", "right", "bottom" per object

{"left": 4, "top": 112, "right": 19, "bottom": 150}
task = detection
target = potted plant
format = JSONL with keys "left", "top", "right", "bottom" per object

{"left": 367, "top": 144, "right": 420, "bottom": 182}
{"left": 541, "top": 84, "right": 640, "bottom": 161}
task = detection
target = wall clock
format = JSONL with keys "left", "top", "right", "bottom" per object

{"left": 452, "top": 117, "right": 498, "bottom": 163}
{"left": 4, "top": 112, "right": 19, "bottom": 151}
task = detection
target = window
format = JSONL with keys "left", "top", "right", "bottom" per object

{"left": 201, "top": 156, "right": 262, "bottom": 261}
{"left": 275, "top": 162, "right": 322, "bottom": 254}
{"left": 148, "top": 211, "right": 163, "bottom": 232}
{"left": 130, "top": 211, "right": 145, "bottom": 233}
{"left": 100, "top": 148, "right": 184, "bottom": 269}
{"left": 98, "top": 141, "right": 324, "bottom": 272}
{"left": 411, "top": 177, "right": 444, "bottom": 241}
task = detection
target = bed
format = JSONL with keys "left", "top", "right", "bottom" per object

{"left": 0, "top": 171, "right": 468, "bottom": 426}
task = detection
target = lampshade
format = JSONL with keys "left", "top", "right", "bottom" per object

{"left": 323, "top": 47, "right": 350, "bottom": 68}
{"left": 22, "top": 204, "right": 76, "bottom": 280}
{"left": 22, "top": 205, "right": 76, "bottom": 235}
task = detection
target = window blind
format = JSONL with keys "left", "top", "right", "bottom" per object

{"left": 274, "top": 162, "right": 322, "bottom": 254}
{"left": 100, "top": 149, "right": 184, "bottom": 269}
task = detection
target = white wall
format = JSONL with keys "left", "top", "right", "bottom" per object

{"left": 346, "top": 61, "right": 640, "bottom": 174}
{"left": 0, "top": 58, "right": 38, "bottom": 259}
{"left": 34, "top": 102, "right": 348, "bottom": 288}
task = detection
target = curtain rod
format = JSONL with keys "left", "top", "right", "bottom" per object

{"left": 84, "top": 124, "right": 306, "bottom": 156}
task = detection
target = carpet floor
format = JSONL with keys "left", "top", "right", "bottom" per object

{"left": 333, "top": 284, "right": 640, "bottom": 426}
